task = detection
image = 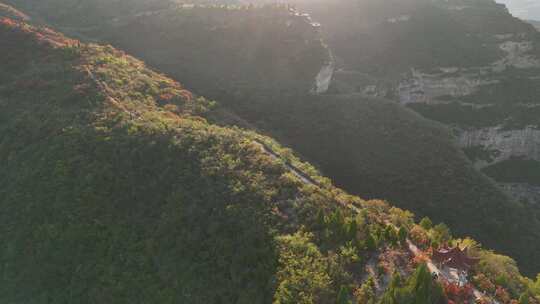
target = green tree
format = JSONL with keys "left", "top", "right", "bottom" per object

{"left": 274, "top": 233, "right": 333, "bottom": 304}
{"left": 389, "top": 271, "right": 402, "bottom": 289}
{"left": 348, "top": 219, "right": 358, "bottom": 242}
{"left": 379, "top": 264, "right": 445, "bottom": 304}
{"left": 431, "top": 223, "right": 451, "bottom": 245}
{"left": 419, "top": 217, "right": 433, "bottom": 230}
{"left": 534, "top": 274, "right": 540, "bottom": 295}
{"left": 355, "top": 277, "right": 376, "bottom": 304}
{"left": 336, "top": 285, "right": 351, "bottom": 304}
{"left": 389, "top": 207, "right": 414, "bottom": 228}
{"left": 519, "top": 293, "right": 530, "bottom": 304}
{"left": 329, "top": 210, "right": 347, "bottom": 241}
{"left": 380, "top": 273, "right": 401, "bottom": 304}
{"left": 410, "top": 264, "right": 444, "bottom": 304}
{"left": 384, "top": 225, "right": 394, "bottom": 241}
{"left": 365, "top": 233, "right": 376, "bottom": 251}
{"left": 398, "top": 227, "right": 408, "bottom": 245}
{"left": 315, "top": 209, "right": 327, "bottom": 231}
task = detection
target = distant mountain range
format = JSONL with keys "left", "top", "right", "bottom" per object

{"left": 497, "top": 0, "right": 540, "bottom": 21}
{"left": 528, "top": 19, "right": 540, "bottom": 30}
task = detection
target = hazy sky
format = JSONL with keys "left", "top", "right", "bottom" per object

{"left": 497, "top": 0, "right": 540, "bottom": 21}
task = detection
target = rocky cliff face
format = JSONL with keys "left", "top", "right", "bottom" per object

{"left": 398, "top": 34, "right": 540, "bottom": 105}
{"left": 458, "top": 127, "right": 540, "bottom": 165}
{"left": 304, "top": 0, "right": 540, "bottom": 205}
{"left": 398, "top": 68, "right": 497, "bottom": 105}
{"left": 395, "top": 31, "right": 540, "bottom": 171}
{"left": 394, "top": 29, "right": 540, "bottom": 203}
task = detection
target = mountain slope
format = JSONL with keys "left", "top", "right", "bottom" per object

{"left": 288, "top": 0, "right": 540, "bottom": 275}
{"left": 295, "top": 0, "right": 540, "bottom": 195}
{"left": 0, "top": 16, "right": 302, "bottom": 302}
{"left": 107, "top": 4, "right": 540, "bottom": 275}
{"left": 8, "top": 0, "right": 540, "bottom": 274}
{"left": 0, "top": 13, "right": 390, "bottom": 303}
{"left": 1, "top": 11, "right": 540, "bottom": 303}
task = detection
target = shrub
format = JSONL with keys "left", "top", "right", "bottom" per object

{"left": 419, "top": 217, "right": 433, "bottom": 230}
{"left": 473, "top": 274, "right": 496, "bottom": 294}
{"left": 379, "top": 263, "right": 446, "bottom": 304}
{"left": 409, "top": 226, "right": 429, "bottom": 248}
{"left": 496, "top": 286, "right": 512, "bottom": 304}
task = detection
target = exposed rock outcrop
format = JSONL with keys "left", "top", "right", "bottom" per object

{"left": 392, "top": 30, "right": 540, "bottom": 204}
{"left": 458, "top": 126, "right": 540, "bottom": 167}
{"left": 398, "top": 68, "right": 497, "bottom": 105}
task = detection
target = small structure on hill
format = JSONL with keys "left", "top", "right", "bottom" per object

{"left": 433, "top": 246, "right": 480, "bottom": 271}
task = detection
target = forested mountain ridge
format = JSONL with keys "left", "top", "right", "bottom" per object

{"left": 5, "top": 0, "right": 328, "bottom": 96}
{"left": 0, "top": 13, "right": 356, "bottom": 302}
{"left": 2, "top": 7, "right": 540, "bottom": 303}
{"left": 6, "top": 0, "right": 540, "bottom": 275}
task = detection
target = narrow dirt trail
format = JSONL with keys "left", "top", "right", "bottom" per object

{"left": 254, "top": 140, "right": 320, "bottom": 186}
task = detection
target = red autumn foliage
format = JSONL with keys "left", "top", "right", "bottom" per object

{"left": 0, "top": 17, "right": 16, "bottom": 27}
{"left": 460, "top": 284, "right": 474, "bottom": 301}
{"left": 409, "top": 225, "right": 429, "bottom": 248}
{"left": 443, "top": 282, "right": 474, "bottom": 304}
{"left": 411, "top": 252, "right": 429, "bottom": 267}
{"left": 0, "top": 16, "right": 77, "bottom": 48}
{"left": 178, "top": 89, "right": 193, "bottom": 102}
{"left": 159, "top": 93, "right": 174, "bottom": 101}
{"left": 158, "top": 90, "right": 193, "bottom": 104}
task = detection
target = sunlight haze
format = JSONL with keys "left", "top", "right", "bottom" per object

{"left": 497, "top": 0, "right": 540, "bottom": 20}
{"left": 2, "top": 0, "right": 540, "bottom": 302}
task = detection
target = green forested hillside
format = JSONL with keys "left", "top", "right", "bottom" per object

{"left": 1, "top": 10, "right": 540, "bottom": 303}
{"left": 6, "top": 0, "right": 540, "bottom": 275}
{"left": 0, "top": 16, "right": 353, "bottom": 302}
{"left": 219, "top": 92, "right": 540, "bottom": 276}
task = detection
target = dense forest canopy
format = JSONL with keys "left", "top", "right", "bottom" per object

{"left": 4, "top": 0, "right": 540, "bottom": 277}
{"left": 1, "top": 1, "right": 540, "bottom": 303}
{"left": 0, "top": 15, "right": 357, "bottom": 302}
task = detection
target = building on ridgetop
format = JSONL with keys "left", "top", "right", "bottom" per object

{"left": 432, "top": 246, "right": 480, "bottom": 271}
